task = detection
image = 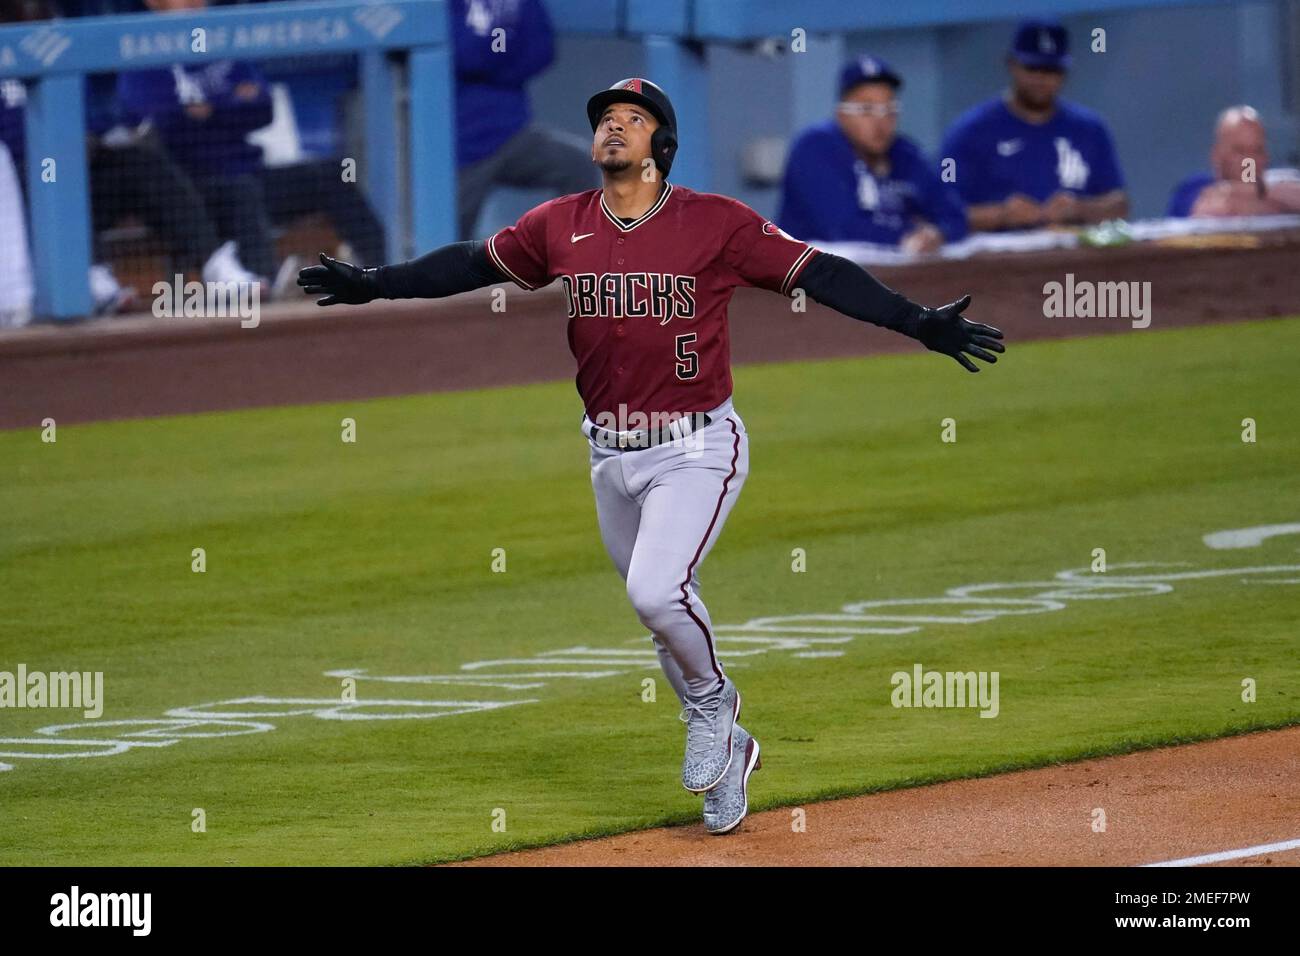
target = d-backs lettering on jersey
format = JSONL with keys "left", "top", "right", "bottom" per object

{"left": 561, "top": 272, "right": 696, "bottom": 323}
{"left": 486, "top": 183, "right": 818, "bottom": 419}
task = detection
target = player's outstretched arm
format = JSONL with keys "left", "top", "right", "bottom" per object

{"left": 297, "top": 240, "right": 505, "bottom": 307}
{"left": 796, "top": 252, "right": 1005, "bottom": 373}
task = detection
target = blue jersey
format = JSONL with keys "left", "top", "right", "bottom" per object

{"left": 777, "top": 120, "right": 967, "bottom": 245}
{"left": 1167, "top": 173, "right": 1214, "bottom": 217}
{"left": 116, "top": 61, "right": 272, "bottom": 179}
{"left": 452, "top": 0, "right": 556, "bottom": 168}
{"left": 940, "top": 97, "right": 1124, "bottom": 205}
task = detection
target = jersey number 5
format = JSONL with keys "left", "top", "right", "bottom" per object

{"left": 675, "top": 333, "right": 698, "bottom": 380}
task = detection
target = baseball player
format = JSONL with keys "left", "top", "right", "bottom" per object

{"left": 299, "top": 78, "right": 1004, "bottom": 835}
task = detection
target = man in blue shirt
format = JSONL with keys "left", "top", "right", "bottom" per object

{"left": 452, "top": 0, "right": 597, "bottom": 239}
{"left": 1167, "top": 105, "right": 1300, "bottom": 217}
{"left": 2, "top": 0, "right": 263, "bottom": 316}
{"left": 940, "top": 20, "right": 1128, "bottom": 231}
{"left": 778, "top": 57, "right": 966, "bottom": 251}
{"left": 117, "top": 0, "right": 387, "bottom": 286}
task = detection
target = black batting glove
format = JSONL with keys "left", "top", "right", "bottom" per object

{"left": 914, "top": 294, "right": 1005, "bottom": 372}
{"left": 296, "top": 253, "right": 381, "bottom": 306}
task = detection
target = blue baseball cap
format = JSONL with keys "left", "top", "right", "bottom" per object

{"left": 839, "top": 56, "right": 902, "bottom": 97}
{"left": 1009, "top": 19, "right": 1071, "bottom": 71}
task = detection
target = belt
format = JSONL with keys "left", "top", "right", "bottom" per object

{"left": 588, "top": 412, "right": 712, "bottom": 451}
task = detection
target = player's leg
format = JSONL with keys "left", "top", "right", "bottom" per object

{"left": 622, "top": 415, "right": 750, "bottom": 791}
{"left": 590, "top": 444, "right": 692, "bottom": 705}
{"left": 196, "top": 173, "right": 276, "bottom": 280}
{"left": 260, "top": 161, "right": 386, "bottom": 268}
{"left": 456, "top": 151, "right": 506, "bottom": 241}
{"left": 623, "top": 416, "right": 749, "bottom": 700}
{"left": 89, "top": 139, "right": 220, "bottom": 277}
{"left": 494, "top": 125, "right": 600, "bottom": 198}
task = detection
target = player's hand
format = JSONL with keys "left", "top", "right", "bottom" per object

{"left": 296, "top": 253, "right": 380, "bottom": 306}
{"left": 915, "top": 294, "right": 1005, "bottom": 373}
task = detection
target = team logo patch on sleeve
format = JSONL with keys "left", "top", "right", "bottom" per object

{"left": 762, "top": 221, "right": 798, "bottom": 242}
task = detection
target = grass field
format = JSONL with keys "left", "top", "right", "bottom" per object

{"left": 2, "top": 317, "right": 1298, "bottom": 866}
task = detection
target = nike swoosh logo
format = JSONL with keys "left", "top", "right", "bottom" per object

{"left": 571, "top": 233, "right": 594, "bottom": 243}
{"left": 997, "top": 140, "right": 1023, "bottom": 157}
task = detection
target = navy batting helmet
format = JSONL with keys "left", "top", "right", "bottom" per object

{"left": 586, "top": 78, "right": 679, "bottom": 179}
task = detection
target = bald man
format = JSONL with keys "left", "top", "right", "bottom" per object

{"left": 1167, "top": 106, "right": 1300, "bottom": 217}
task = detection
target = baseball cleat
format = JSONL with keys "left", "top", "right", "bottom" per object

{"left": 679, "top": 677, "right": 740, "bottom": 793}
{"left": 703, "top": 725, "right": 761, "bottom": 835}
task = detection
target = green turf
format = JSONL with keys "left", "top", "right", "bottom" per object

{"left": 1, "top": 317, "right": 1298, "bottom": 865}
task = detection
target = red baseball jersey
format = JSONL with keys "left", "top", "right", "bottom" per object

{"left": 486, "top": 183, "right": 820, "bottom": 419}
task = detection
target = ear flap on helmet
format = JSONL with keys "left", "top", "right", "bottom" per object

{"left": 651, "top": 125, "right": 678, "bottom": 179}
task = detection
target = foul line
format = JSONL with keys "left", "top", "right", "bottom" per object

{"left": 1143, "top": 837, "right": 1300, "bottom": 867}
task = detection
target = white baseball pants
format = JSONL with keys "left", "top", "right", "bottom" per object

{"left": 586, "top": 397, "right": 750, "bottom": 702}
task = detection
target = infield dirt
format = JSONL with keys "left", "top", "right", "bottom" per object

{"left": 452, "top": 726, "right": 1300, "bottom": 866}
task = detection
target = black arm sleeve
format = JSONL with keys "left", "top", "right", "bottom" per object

{"left": 374, "top": 240, "right": 506, "bottom": 299}
{"left": 795, "top": 251, "right": 923, "bottom": 338}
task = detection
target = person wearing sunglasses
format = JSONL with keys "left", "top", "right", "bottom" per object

{"left": 777, "top": 57, "right": 967, "bottom": 254}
